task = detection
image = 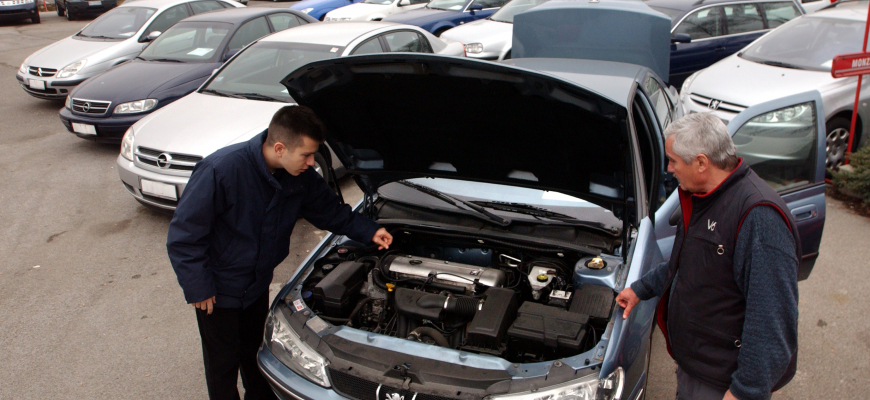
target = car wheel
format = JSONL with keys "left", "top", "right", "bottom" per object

{"left": 66, "top": 8, "right": 74, "bottom": 20}
{"left": 31, "top": 9, "right": 40, "bottom": 23}
{"left": 826, "top": 117, "right": 857, "bottom": 170}
{"left": 313, "top": 152, "right": 332, "bottom": 183}
{"left": 56, "top": 3, "right": 64, "bottom": 16}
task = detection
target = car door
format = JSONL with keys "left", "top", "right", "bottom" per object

{"left": 669, "top": 5, "right": 725, "bottom": 87}
{"left": 722, "top": 2, "right": 766, "bottom": 55}
{"left": 653, "top": 90, "right": 826, "bottom": 280}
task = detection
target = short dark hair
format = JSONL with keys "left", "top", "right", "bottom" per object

{"left": 266, "top": 105, "right": 326, "bottom": 148}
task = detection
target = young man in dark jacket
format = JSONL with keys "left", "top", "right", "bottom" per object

{"left": 167, "top": 106, "right": 392, "bottom": 400}
{"left": 616, "top": 113, "right": 800, "bottom": 400}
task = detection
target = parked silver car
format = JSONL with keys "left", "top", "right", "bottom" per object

{"left": 439, "top": 0, "right": 551, "bottom": 61}
{"left": 15, "top": 0, "right": 243, "bottom": 100}
{"left": 116, "top": 21, "right": 465, "bottom": 211}
{"left": 680, "top": 0, "right": 870, "bottom": 169}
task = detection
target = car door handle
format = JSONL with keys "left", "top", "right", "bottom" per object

{"left": 790, "top": 204, "right": 817, "bottom": 222}
{"left": 715, "top": 46, "right": 726, "bottom": 51}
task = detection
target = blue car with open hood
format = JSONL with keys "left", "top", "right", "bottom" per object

{"left": 256, "top": 1, "right": 828, "bottom": 399}
{"left": 59, "top": 7, "right": 315, "bottom": 142}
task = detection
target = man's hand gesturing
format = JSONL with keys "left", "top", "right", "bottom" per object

{"left": 616, "top": 287, "right": 640, "bottom": 319}
{"left": 192, "top": 296, "right": 216, "bottom": 315}
{"left": 372, "top": 228, "right": 393, "bottom": 250}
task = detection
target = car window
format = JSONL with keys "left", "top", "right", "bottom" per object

{"left": 642, "top": 75, "right": 670, "bottom": 130}
{"left": 762, "top": 1, "right": 801, "bottom": 28}
{"left": 732, "top": 102, "right": 817, "bottom": 192}
{"left": 351, "top": 37, "right": 385, "bottom": 55}
{"left": 190, "top": 1, "right": 224, "bottom": 14}
{"left": 268, "top": 13, "right": 303, "bottom": 31}
{"left": 143, "top": 4, "right": 191, "bottom": 36}
{"left": 228, "top": 17, "right": 271, "bottom": 51}
{"left": 79, "top": 7, "right": 156, "bottom": 39}
{"left": 427, "top": 0, "right": 466, "bottom": 11}
{"left": 674, "top": 6, "right": 724, "bottom": 40}
{"left": 723, "top": 3, "right": 764, "bottom": 35}
{"left": 409, "top": 0, "right": 430, "bottom": 4}
{"left": 383, "top": 31, "right": 427, "bottom": 52}
{"left": 739, "top": 17, "right": 863, "bottom": 71}
{"left": 140, "top": 22, "right": 231, "bottom": 62}
{"left": 471, "top": 0, "right": 509, "bottom": 9}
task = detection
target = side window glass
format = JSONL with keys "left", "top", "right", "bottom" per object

{"left": 732, "top": 102, "right": 817, "bottom": 192}
{"left": 144, "top": 4, "right": 191, "bottom": 36}
{"left": 228, "top": 17, "right": 271, "bottom": 51}
{"left": 642, "top": 75, "right": 670, "bottom": 131}
{"left": 191, "top": 1, "right": 224, "bottom": 14}
{"left": 471, "top": 0, "right": 508, "bottom": 8}
{"left": 268, "top": 13, "right": 302, "bottom": 32}
{"left": 351, "top": 37, "right": 384, "bottom": 55}
{"left": 674, "top": 6, "right": 723, "bottom": 40}
{"left": 384, "top": 31, "right": 424, "bottom": 52}
{"left": 410, "top": 0, "right": 430, "bottom": 4}
{"left": 295, "top": 16, "right": 309, "bottom": 25}
{"left": 762, "top": 2, "right": 801, "bottom": 29}
{"left": 723, "top": 3, "right": 764, "bottom": 35}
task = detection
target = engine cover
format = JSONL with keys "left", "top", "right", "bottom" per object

{"left": 384, "top": 254, "right": 506, "bottom": 290}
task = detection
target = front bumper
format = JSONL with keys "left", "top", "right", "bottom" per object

{"left": 59, "top": 107, "right": 143, "bottom": 143}
{"left": 65, "top": 0, "right": 117, "bottom": 16}
{"left": 16, "top": 71, "right": 86, "bottom": 100}
{"left": 0, "top": 3, "right": 37, "bottom": 20}
{"left": 257, "top": 346, "right": 346, "bottom": 400}
{"left": 117, "top": 155, "right": 191, "bottom": 210}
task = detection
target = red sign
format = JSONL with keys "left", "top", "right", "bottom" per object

{"left": 831, "top": 52, "right": 870, "bottom": 78}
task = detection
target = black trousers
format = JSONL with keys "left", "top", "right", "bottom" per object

{"left": 195, "top": 292, "right": 277, "bottom": 400}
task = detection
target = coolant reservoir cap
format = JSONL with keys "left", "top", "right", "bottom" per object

{"left": 536, "top": 274, "right": 549, "bottom": 282}
{"left": 585, "top": 257, "right": 606, "bottom": 269}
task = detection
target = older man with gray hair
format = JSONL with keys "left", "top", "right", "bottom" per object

{"left": 617, "top": 113, "right": 801, "bottom": 400}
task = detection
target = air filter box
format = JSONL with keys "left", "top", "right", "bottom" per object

{"left": 310, "top": 261, "right": 367, "bottom": 318}
{"left": 508, "top": 302, "right": 588, "bottom": 350}
{"left": 569, "top": 284, "right": 615, "bottom": 328}
{"left": 464, "top": 287, "right": 519, "bottom": 352}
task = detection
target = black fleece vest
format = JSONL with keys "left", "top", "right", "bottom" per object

{"left": 656, "top": 161, "right": 801, "bottom": 391}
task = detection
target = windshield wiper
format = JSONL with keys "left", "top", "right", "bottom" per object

{"left": 232, "top": 92, "right": 284, "bottom": 102}
{"left": 149, "top": 58, "right": 184, "bottom": 63}
{"left": 397, "top": 180, "right": 511, "bottom": 226}
{"left": 201, "top": 89, "right": 246, "bottom": 99}
{"left": 760, "top": 60, "right": 802, "bottom": 70}
{"left": 472, "top": 200, "right": 618, "bottom": 233}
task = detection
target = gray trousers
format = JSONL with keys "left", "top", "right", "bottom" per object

{"left": 676, "top": 367, "right": 727, "bottom": 400}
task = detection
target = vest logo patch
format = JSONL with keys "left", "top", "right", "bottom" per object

{"left": 707, "top": 219, "right": 717, "bottom": 231}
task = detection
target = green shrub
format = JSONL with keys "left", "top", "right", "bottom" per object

{"left": 833, "top": 145, "right": 870, "bottom": 206}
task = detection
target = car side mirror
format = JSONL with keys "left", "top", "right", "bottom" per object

{"left": 671, "top": 33, "right": 691, "bottom": 44}
{"left": 469, "top": 4, "right": 483, "bottom": 11}
{"left": 144, "top": 31, "right": 161, "bottom": 42}
{"left": 223, "top": 49, "right": 240, "bottom": 62}
{"left": 399, "top": 0, "right": 410, "bottom": 5}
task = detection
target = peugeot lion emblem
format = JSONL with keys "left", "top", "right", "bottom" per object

{"left": 707, "top": 99, "right": 722, "bottom": 110}
{"left": 385, "top": 393, "right": 404, "bottom": 400}
{"left": 82, "top": 102, "right": 91, "bottom": 113}
{"left": 156, "top": 153, "right": 173, "bottom": 169}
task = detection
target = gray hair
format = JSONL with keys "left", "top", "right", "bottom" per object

{"left": 664, "top": 113, "right": 738, "bottom": 170}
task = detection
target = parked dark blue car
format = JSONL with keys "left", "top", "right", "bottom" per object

{"left": 382, "top": 0, "right": 508, "bottom": 36}
{"left": 290, "top": 0, "right": 364, "bottom": 21}
{"left": 59, "top": 7, "right": 316, "bottom": 142}
{"left": 645, "top": 0, "right": 804, "bottom": 88}
{"left": 0, "top": 0, "right": 40, "bottom": 24}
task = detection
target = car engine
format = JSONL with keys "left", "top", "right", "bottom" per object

{"left": 300, "top": 228, "right": 619, "bottom": 363}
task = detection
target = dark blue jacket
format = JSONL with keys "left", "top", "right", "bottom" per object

{"left": 167, "top": 131, "right": 381, "bottom": 308}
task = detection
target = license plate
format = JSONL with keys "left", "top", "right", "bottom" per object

{"left": 28, "top": 80, "right": 45, "bottom": 90}
{"left": 88, "top": 0, "right": 100, "bottom": 5}
{"left": 140, "top": 179, "right": 177, "bottom": 201}
{"left": 71, "top": 123, "right": 96, "bottom": 135}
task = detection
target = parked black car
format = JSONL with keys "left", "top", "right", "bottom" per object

{"left": 56, "top": 0, "right": 118, "bottom": 20}
{"left": 645, "top": 0, "right": 804, "bottom": 88}
{"left": 60, "top": 7, "right": 316, "bottom": 142}
{"left": 0, "top": 0, "right": 40, "bottom": 24}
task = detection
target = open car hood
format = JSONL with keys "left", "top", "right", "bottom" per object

{"left": 281, "top": 54, "right": 632, "bottom": 212}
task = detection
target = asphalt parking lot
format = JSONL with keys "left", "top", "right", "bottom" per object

{"left": 2, "top": 7, "right": 870, "bottom": 399}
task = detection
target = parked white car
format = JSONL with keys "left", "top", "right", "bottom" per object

{"left": 15, "top": 0, "right": 243, "bottom": 100}
{"left": 324, "top": 0, "right": 430, "bottom": 21}
{"left": 117, "top": 21, "right": 465, "bottom": 210}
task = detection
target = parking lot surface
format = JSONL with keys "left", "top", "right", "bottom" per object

{"left": 2, "top": 8, "right": 869, "bottom": 399}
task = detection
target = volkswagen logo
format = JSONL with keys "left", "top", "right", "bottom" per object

{"left": 82, "top": 102, "right": 91, "bottom": 113}
{"left": 707, "top": 99, "right": 722, "bottom": 111}
{"left": 156, "top": 153, "right": 173, "bottom": 169}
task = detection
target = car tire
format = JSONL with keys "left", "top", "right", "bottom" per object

{"left": 826, "top": 116, "right": 858, "bottom": 171}
{"left": 31, "top": 9, "right": 40, "bottom": 23}
{"left": 313, "top": 152, "right": 332, "bottom": 183}
{"left": 56, "top": 2, "right": 64, "bottom": 16}
{"left": 66, "top": 8, "right": 74, "bottom": 20}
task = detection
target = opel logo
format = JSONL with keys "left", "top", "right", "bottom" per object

{"left": 156, "top": 153, "right": 173, "bottom": 169}
{"left": 82, "top": 102, "right": 91, "bottom": 112}
{"left": 707, "top": 99, "right": 722, "bottom": 111}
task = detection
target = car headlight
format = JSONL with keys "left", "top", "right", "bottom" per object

{"left": 465, "top": 43, "right": 484, "bottom": 54}
{"left": 57, "top": 59, "right": 87, "bottom": 79}
{"left": 19, "top": 55, "right": 32, "bottom": 74}
{"left": 301, "top": 7, "right": 314, "bottom": 13}
{"left": 114, "top": 99, "right": 158, "bottom": 114}
{"left": 486, "top": 367, "right": 623, "bottom": 400}
{"left": 750, "top": 103, "right": 811, "bottom": 124}
{"left": 680, "top": 71, "right": 698, "bottom": 99}
{"left": 265, "top": 305, "right": 331, "bottom": 388}
{"left": 120, "top": 127, "right": 135, "bottom": 161}
{"left": 65, "top": 95, "right": 71, "bottom": 109}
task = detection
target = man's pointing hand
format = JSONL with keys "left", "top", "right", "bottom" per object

{"left": 372, "top": 228, "right": 393, "bottom": 250}
{"left": 616, "top": 287, "right": 640, "bottom": 319}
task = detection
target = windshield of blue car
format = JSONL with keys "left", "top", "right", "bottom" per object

{"left": 489, "top": 0, "right": 550, "bottom": 23}
{"left": 78, "top": 7, "right": 157, "bottom": 39}
{"left": 739, "top": 16, "right": 864, "bottom": 71}
{"left": 427, "top": 0, "right": 466, "bottom": 11}
{"left": 139, "top": 22, "right": 232, "bottom": 62}
{"left": 201, "top": 41, "right": 343, "bottom": 102}
{"left": 365, "top": 0, "right": 394, "bottom": 4}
